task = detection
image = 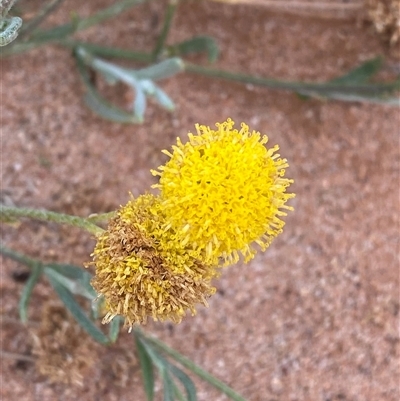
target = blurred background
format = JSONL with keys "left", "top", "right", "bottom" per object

{"left": 1, "top": 1, "right": 399, "bottom": 400}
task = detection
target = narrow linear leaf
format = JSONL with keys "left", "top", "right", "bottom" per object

{"left": 135, "top": 334, "right": 155, "bottom": 401}
{"left": 170, "top": 378, "right": 186, "bottom": 401}
{"left": 184, "top": 62, "right": 400, "bottom": 105}
{"left": 85, "top": 89, "right": 140, "bottom": 123}
{"left": 152, "top": 86, "right": 175, "bottom": 111}
{"left": 45, "top": 262, "right": 87, "bottom": 279}
{"left": 133, "top": 87, "right": 146, "bottom": 122}
{"left": 136, "top": 332, "right": 199, "bottom": 401}
{"left": 298, "top": 89, "right": 400, "bottom": 104}
{"left": 46, "top": 272, "right": 109, "bottom": 344}
{"left": 108, "top": 315, "right": 122, "bottom": 343}
{"left": 134, "top": 58, "right": 184, "bottom": 81}
{"left": 102, "top": 70, "right": 119, "bottom": 85}
{"left": 44, "top": 266, "right": 95, "bottom": 300}
{"left": 138, "top": 80, "right": 174, "bottom": 111}
{"left": 331, "top": 57, "right": 383, "bottom": 85}
{"left": 169, "top": 36, "right": 219, "bottom": 63}
{"left": 162, "top": 369, "right": 176, "bottom": 401}
{"left": 135, "top": 331, "right": 168, "bottom": 370}
{"left": 91, "top": 294, "right": 105, "bottom": 320}
{"left": 75, "top": 52, "right": 140, "bottom": 123}
{"left": 142, "top": 333, "right": 247, "bottom": 401}
{"left": 0, "top": 243, "right": 37, "bottom": 267}
{"left": 19, "top": 263, "right": 43, "bottom": 323}
{"left": 30, "top": 12, "right": 80, "bottom": 42}
{"left": 46, "top": 263, "right": 97, "bottom": 304}
{"left": 169, "top": 364, "right": 197, "bottom": 401}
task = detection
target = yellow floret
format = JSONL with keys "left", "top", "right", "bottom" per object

{"left": 90, "top": 194, "right": 216, "bottom": 329}
{"left": 152, "top": 119, "right": 294, "bottom": 265}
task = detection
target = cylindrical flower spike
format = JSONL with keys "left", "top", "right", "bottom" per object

{"left": 152, "top": 119, "right": 294, "bottom": 266}
{"left": 90, "top": 194, "right": 217, "bottom": 329}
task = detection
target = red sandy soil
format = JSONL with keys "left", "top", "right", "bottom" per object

{"left": 1, "top": 1, "right": 399, "bottom": 400}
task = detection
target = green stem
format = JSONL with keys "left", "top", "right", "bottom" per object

{"left": 137, "top": 330, "right": 247, "bottom": 401}
{"left": 0, "top": 206, "right": 104, "bottom": 235}
{"left": 67, "top": 42, "right": 399, "bottom": 98}
{"left": 65, "top": 40, "right": 152, "bottom": 62}
{"left": 73, "top": 43, "right": 399, "bottom": 95}
{"left": 184, "top": 62, "right": 400, "bottom": 95}
{"left": 0, "top": 243, "right": 38, "bottom": 268}
{"left": 38, "top": 39, "right": 400, "bottom": 97}
{"left": 87, "top": 211, "right": 116, "bottom": 224}
{"left": 18, "top": 0, "right": 66, "bottom": 40}
{"left": 152, "top": 0, "right": 178, "bottom": 60}
{"left": 0, "top": 0, "right": 151, "bottom": 56}
{"left": 78, "top": 0, "right": 150, "bottom": 30}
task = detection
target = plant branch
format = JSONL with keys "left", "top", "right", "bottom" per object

{"left": 18, "top": 0, "right": 66, "bottom": 40}
{"left": 152, "top": 0, "right": 178, "bottom": 60}
{"left": 0, "top": 0, "right": 151, "bottom": 56}
{"left": 87, "top": 211, "right": 117, "bottom": 224}
{"left": 137, "top": 330, "right": 247, "bottom": 401}
{"left": 0, "top": 206, "right": 104, "bottom": 235}
{"left": 65, "top": 40, "right": 152, "bottom": 62}
{"left": 65, "top": 43, "right": 400, "bottom": 98}
{"left": 183, "top": 62, "right": 400, "bottom": 95}
{"left": 74, "top": 0, "right": 149, "bottom": 32}
{"left": 0, "top": 243, "right": 39, "bottom": 268}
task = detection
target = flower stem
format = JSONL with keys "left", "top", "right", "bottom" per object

{"left": 0, "top": 206, "right": 104, "bottom": 235}
{"left": 137, "top": 330, "right": 247, "bottom": 401}
{"left": 87, "top": 211, "right": 116, "bottom": 224}
{"left": 152, "top": 0, "right": 179, "bottom": 60}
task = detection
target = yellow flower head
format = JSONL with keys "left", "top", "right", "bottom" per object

{"left": 91, "top": 194, "right": 216, "bottom": 329}
{"left": 152, "top": 119, "right": 294, "bottom": 265}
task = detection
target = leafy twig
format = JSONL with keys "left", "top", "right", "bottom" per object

{"left": 136, "top": 329, "right": 247, "bottom": 401}
{"left": 0, "top": 0, "right": 151, "bottom": 55}
{"left": 152, "top": 0, "right": 179, "bottom": 60}
{"left": 18, "top": 0, "right": 66, "bottom": 40}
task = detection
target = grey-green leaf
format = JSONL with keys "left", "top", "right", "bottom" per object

{"left": 19, "top": 263, "right": 43, "bottom": 323}
{"left": 133, "top": 87, "right": 146, "bottom": 122}
{"left": 162, "top": 369, "right": 176, "bottom": 401}
{"left": 331, "top": 57, "right": 383, "bottom": 85}
{"left": 44, "top": 266, "right": 95, "bottom": 300}
{"left": 108, "top": 315, "right": 122, "bottom": 343}
{"left": 170, "top": 378, "right": 186, "bottom": 401}
{"left": 169, "top": 36, "right": 219, "bottom": 63}
{"left": 134, "top": 58, "right": 184, "bottom": 81}
{"left": 142, "top": 334, "right": 247, "bottom": 401}
{"left": 46, "top": 271, "right": 109, "bottom": 344}
{"left": 135, "top": 334, "right": 155, "bottom": 401}
{"left": 169, "top": 364, "right": 197, "bottom": 401}
{"left": 75, "top": 51, "right": 140, "bottom": 123}
{"left": 152, "top": 86, "right": 175, "bottom": 111}
{"left": 85, "top": 88, "right": 140, "bottom": 123}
